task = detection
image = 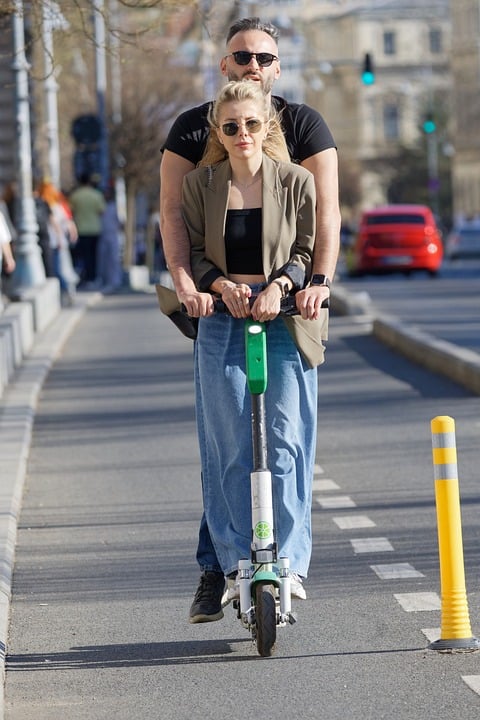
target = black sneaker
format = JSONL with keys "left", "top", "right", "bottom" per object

{"left": 189, "top": 571, "right": 225, "bottom": 624}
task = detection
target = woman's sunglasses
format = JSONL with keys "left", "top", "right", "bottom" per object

{"left": 221, "top": 119, "right": 264, "bottom": 136}
{"left": 224, "top": 51, "right": 278, "bottom": 67}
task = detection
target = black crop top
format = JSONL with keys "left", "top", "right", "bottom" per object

{"left": 225, "top": 208, "right": 263, "bottom": 274}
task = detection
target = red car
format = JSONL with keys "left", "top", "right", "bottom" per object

{"left": 349, "top": 204, "right": 443, "bottom": 276}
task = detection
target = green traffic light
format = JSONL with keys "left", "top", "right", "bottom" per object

{"left": 423, "top": 119, "right": 436, "bottom": 134}
{"left": 361, "top": 53, "right": 375, "bottom": 85}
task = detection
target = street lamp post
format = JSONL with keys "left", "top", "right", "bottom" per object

{"left": 10, "top": 0, "right": 46, "bottom": 293}
{"left": 42, "top": 1, "right": 69, "bottom": 189}
{"left": 93, "top": 0, "right": 109, "bottom": 191}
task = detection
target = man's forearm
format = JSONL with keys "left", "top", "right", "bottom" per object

{"left": 160, "top": 211, "right": 198, "bottom": 296}
{"left": 312, "top": 215, "right": 341, "bottom": 281}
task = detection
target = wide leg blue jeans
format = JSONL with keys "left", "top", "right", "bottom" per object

{"left": 194, "top": 311, "right": 318, "bottom": 578}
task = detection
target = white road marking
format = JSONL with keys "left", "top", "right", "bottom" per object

{"left": 351, "top": 537, "right": 394, "bottom": 553}
{"left": 371, "top": 563, "right": 424, "bottom": 580}
{"left": 333, "top": 515, "right": 376, "bottom": 529}
{"left": 315, "top": 495, "right": 357, "bottom": 509}
{"left": 421, "top": 628, "right": 440, "bottom": 642}
{"left": 394, "top": 592, "right": 441, "bottom": 611}
{"left": 313, "top": 464, "right": 324, "bottom": 475}
{"left": 312, "top": 479, "right": 340, "bottom": 492}
{"left": 462, "top": 676, "right": 480, "bottom": 696}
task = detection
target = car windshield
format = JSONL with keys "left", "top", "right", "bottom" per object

{"left": 366, "top": 214, "right": 426, "bottom": 225}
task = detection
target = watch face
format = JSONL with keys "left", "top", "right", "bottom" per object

{"left": 311, "top": 274, "right": 330, "bottom": 287}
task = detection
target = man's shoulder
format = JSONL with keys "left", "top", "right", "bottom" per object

{"left": 272, "top": 95, "right": 319, "bottom": 118}
{"left": 275, "top": 158, "right": 314, "bottom": 183}
{"left": 175, "top": 101, "right": 212, "bottom": 123}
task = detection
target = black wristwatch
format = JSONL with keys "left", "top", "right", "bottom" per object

{"left": 310, "top": 274, "right": 331, "bottom": 288}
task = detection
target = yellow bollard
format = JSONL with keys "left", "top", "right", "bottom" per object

{"left": 429, "top": 416, "right": 479, "bottom": 651}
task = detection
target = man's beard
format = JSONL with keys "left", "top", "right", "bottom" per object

{"left": 226, "top": 69, "right": 274, "bottom": 95}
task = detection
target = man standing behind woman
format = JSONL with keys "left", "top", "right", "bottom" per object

{"left": 69, "top": 173, "right": 105, "bottom": 288}
{"left": 160, "top": 17, "right": 340, "bottom": 322}
{"left": 183, "top": 81, "right": 327, "bottom": 623}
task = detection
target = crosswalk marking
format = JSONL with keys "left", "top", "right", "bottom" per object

{"left": 315, "top": 495, "right": 356, "bottom": 509}
{"left": 351, "top": 537, "right": 394, "bottom": 553}
{"left": 462, "top": 676, "right": 480, "bottom": 697}
{"left": 394, "top": 592, "right": 440, "bottom": 612}
{"left": 333, "top": 515, "right": 376, "bottom": 529}
{"left": 371, "top": 563, "right": 424, "bottom": 580}
{"left": 312, "top": 479, "right": 340, "bottom": 492}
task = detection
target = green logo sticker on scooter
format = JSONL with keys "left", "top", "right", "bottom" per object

{"left": 255, "top": 521, "right": 272, "bottom": 539}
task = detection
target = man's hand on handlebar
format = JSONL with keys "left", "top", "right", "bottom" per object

{"left": 179, "top": 289, "right": 215, "bottom": 318}
{"left": 295, "top": 285, "right": 330, "bottom": 320}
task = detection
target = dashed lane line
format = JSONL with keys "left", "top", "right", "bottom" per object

{"left": 333, "top": 515, "right": 376, "bottom": 529}
{"left": 350, "top": 537, "right": 394, "bottom": 553}
{"left": 394, "top": 592, "right": 441, "bottom": 612}
{"left": 315, "top": 472, "right": 479, "bottom": 700}
{"left": 315, "top": 495, "right": 356, "bottom": 509}
{"left": 421, "top": 628, "right": 440, "bottom": 643}
{"left": 312, "top": 479, "right": 340, "bottom": 492}
{"left": 371, "top": 563, "right": 425, "bottom": 580}
{"left": 462, "top": 676, "right": 480, "bottom": 697}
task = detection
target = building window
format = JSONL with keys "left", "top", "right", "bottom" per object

{"left": 384, "top": 104, "right": 399, "bottom": 140}
{"left": 383, "top": 31, "right": 396, "bottom": 55}
{"left": 429, "top": 28, "right": 442, "bottom": 54}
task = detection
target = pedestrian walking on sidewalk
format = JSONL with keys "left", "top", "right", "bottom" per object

{"left": 0, "top": 205, "right": 15, "bottom": 311}
{"left": 97, "top": 186, "right": 122, "bottom": 294}
{"left": 38, "top": 181, "right": 79, "bottom": 306}
{"left": 69, "top": 173, "right": 105, "bottom": 287}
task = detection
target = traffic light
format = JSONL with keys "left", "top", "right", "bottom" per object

{"left": 423, "top": 113, "right": 436, "bottom": 134}
{"left": 361, "top": 53, "right": 375, "bottom": 85}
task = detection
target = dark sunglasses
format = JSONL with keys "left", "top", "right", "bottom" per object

{"left": 221, "top": 119, "right": 264, "bottom": 136}
{"left": 225, "top": 51, "right": 278, "bottom": 67}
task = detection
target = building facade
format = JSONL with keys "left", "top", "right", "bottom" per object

{"left": 238, "top": 1, "right": 452, "bottom": 220}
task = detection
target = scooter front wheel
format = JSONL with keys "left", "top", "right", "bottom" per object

{"left": 255, "top": 582, "right": 276, "bottom": 657}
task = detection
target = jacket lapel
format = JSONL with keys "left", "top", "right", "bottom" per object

{"left": 203, "top": 162, "right": 231, "bottom": 275}
{"left": 261, "top": 155, "right": 287, "bottom": 279}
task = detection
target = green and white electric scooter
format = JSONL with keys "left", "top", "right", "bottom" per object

{"left": 234, "top": 316, "right": 297, "bottom": 657}
{"left": 187, "top": 294, "right": 327, "bottom": 656}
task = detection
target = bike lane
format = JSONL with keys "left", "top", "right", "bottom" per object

{"left": 4, "top": 293, "right": 480, "bottom": 719}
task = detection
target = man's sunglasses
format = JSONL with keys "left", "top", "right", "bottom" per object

{"left": 221, "top": 119, "right": 264, "bottom": 136}
{"left": 224, "top": 51, "right": 278, "bottom": 67}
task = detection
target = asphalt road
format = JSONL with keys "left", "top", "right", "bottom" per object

{"left": 340, "top": 257, "right": 480, "bottom": 354}
{"left": 4, "top": 292, "right": 480, "bottom": 719}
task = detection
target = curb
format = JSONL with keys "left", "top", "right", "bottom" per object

{"left": 373, "top": 314, "right": 480, "bottom": 395}
{"left": 0, "top": 292, "right": 101, "bottom": 718}
{"left": 330, "top": 285, "right": 480, "bottom": 396}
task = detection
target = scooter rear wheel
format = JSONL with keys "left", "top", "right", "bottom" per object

{"left": 255, "top": 582, "right": 276, "bottom": 657}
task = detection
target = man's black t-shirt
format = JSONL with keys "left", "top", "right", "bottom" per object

{"left": 162, "top": 95, "right": 336, "bottom": 165}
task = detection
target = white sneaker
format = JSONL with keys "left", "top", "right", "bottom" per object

{"left": 290, "top": 572, "right": 307, "bottom": 600}
{"left": 221, "top": 574, "right": 239, "bottom": 607}
{"left": 222, "top": 571, "right": 306, "bottom": 604}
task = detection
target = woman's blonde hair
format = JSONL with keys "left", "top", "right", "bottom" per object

{"left": 199, "top": 80, "right": 290, "bottom": 167}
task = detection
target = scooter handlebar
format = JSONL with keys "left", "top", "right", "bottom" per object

{"left": 211, "top": 294, "right": 329, "bottom": 316}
